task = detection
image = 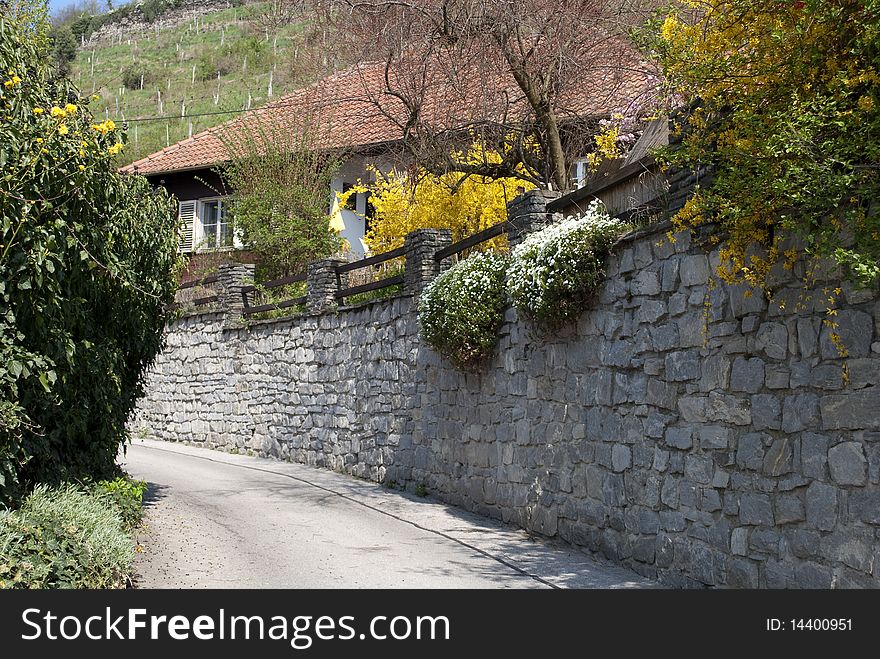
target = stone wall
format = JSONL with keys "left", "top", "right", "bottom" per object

{"left": 86, "top": 0, "right": 236, "bottom": 46}
{"left": 132, "top": 199, "right": 880, "bottom": 588}
{"left": 137, "top": 297, "right": 417, "bottom": 481}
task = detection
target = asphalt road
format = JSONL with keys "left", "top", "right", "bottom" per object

{"left": 123, "top": 438, "right": 653, "bottom": 589}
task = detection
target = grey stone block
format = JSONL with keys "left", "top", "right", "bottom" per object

{"left": 848, "top": 490, "right": 880, "bottom": 525}
{"left": 660, "top": 510, "right": 686, "bottom": 532}
{"left": 801, "top": 433, "right": 829, "bottom": 479}
{"left": 821, "top": 531, "right": 874, "bottom": 573}
{"left": 684, "top": 454, "right": 714, "bottom": 484}
{"left": 819, "top": 309, "right": 873, "bottom": 359}
{"left": 828, "top": 441, "right": 867, "bottom": 486}
{"left": 656, "top": 533, "right": 674, "bottom": 568}
{"left": 793, "top": 562, "right": 833, "bottom": 588}
{"left": 736, "top": 432, "right": 767, "bottom": 471}
{"left": 788, "top": 529, "right": 821, "bottom": 559}
{"left": 631, "top": 536, "right": 656, "bottom": 564}
{"left": 764, "top": 365, "right": 790, "bottom": 389}
{"left": 661, "top": 258, "right": 679, "bottom": 291}
{"left": 731, "top": 527, "right": 748, "bottom": 556}
{"left": 810, "top": 364, "right": 843, "bottom": 390}
{"left": 665, "top": 427, "right": 693, "bottom": 450}
{"left": 820, "top": 388, "right": 880, "bottom": 431}
{"left": 796, "top": 317, "right": 820, "bottom": 358}
{"left": 631, "top": 269, "right": 661, "bottom": 296}
{"left": 699, "top": 355, "right": 731, "bottom": 392}
{"left": 755, "top": 322, "right": 788, "bottom": 360}
{"left": 739, "top": 493, "right": 774, "bottom": 526}
{"left": 774, "top": 494, "right": 805, "bottom": 525}
{"left": 665, "top": 350, "right": 701, "bottom": 381}
{"left": 762, "top": 438, "right": 793, "bottom": 476}
{"left": 699, "top": 425, "right": 731, "bottom": 450}
{"left": 730, "top": 357, "right": 765, "bottom": 393}
{"left": 611, "top": 444, "right": 632, "bottom": 473}
{"left": 782, "top": 393, "right": 819, "bottom": 433}
{"left": 637, "top": 299, "right": 667, "bottom": 324}
{"left": 707, "top": 392, "right": 751, "bottom": 425}
{"left": 639, "top": 510, "right": 661, "bottom": 535}
{"left": 805, "top": 481, "right": 837, "bottom": 531}
{"left": 764, "top": 560, "right": 795, "bottom": 589}
{"left": 678, "top": 396, "right": 708, "bottom": 423}
{"left": 749, "top": 528, "right": 781, "bottom": 555}
{"left": 680, "top": 255, "right": 710, "bottom": 286}
{"left": 727, "top": 558, "right": 759, "bottom": 587}
{"left": 751, "top": 394, "right": 781, "bottom": 431}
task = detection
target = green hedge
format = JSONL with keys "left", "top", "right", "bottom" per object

{"left": 1, "top": 9, "right": 180, "bottom": 502}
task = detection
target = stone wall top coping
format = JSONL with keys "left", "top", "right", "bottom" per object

{"left": 206, "top": 292, "right": 414, "bottom": 332}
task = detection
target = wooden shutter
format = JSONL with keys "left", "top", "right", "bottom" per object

{"left": 178, "top": 200, "right": 196, "bottom": 253}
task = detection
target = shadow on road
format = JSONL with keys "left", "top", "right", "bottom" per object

{"left": 142, "top": 481, "right": 168, "bottom": 509}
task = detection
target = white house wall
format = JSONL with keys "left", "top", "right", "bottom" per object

{"left": 330, "top": 154, "right": 395, "bottom": 259}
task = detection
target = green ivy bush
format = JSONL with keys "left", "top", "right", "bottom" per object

{"left": 0, "top": 7, "right": 180, "bottom": 503}
{"left": 418, "top": 252, "right": 510, "bottom": 369}
{"left": 0, "top": 480, "right": 142, "bottom": 589}
{"left": 508, "top": 201, "right": 629, "bottom": 326}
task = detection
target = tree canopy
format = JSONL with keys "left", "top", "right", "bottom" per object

{"left": 644, "top": 0, "right": 880, "bottom": 290}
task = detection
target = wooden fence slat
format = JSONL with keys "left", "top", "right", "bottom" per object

{"left": 178, "top": 273, "right": 221, "bottom": 290}
{"left": 242, "top": 296, "right": 308, "bottom": 316}
{"left": 242, "top": 271, "right": 307, "bottom": 295}
{"left": 434, "top": 222, "right": 508, "bottom": 262}
{"left": 335, "top": 273, "right": 405, "bottom": 300}
{"left": 335, "top": 246, "right": 406, "bottom": 274}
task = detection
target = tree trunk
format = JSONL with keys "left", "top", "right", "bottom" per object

{"left": 502, "top": 48, "right": 568, "bottom": 191}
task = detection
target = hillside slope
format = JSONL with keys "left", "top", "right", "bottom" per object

{"left": 69, "top": 1, "right": 343, "bottom": 166}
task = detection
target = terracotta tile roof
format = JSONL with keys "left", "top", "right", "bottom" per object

{"left": 123, "top": 42, "right": 656, "bottom": 177}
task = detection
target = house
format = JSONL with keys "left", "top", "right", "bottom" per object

{"left": 124, "top": 48, "right": 655, "bottom": 261}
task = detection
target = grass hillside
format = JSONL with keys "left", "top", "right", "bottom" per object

{"left": 68, "top": 2, "right": 340, "bottom": 166}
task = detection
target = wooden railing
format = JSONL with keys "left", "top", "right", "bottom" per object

{"left": 434, "top": 221, "right": 509, "bottom": 263}
{"left": 334, "top": 245, "right": 406, "bottom": 303}
{"left": 170, "top": 274, "right": 222, "bottom": 310}
{"left": 173, "top": 222, "right": 515, "bottom": 318}
{"left": 240, "top": 271, "right": 307, "bottom": 316}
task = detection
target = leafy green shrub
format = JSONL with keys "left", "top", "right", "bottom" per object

{"left": 221, "top": 122, "right": 342, "bottom": 279}
{"left": 0, "top": 8, "right": 180, "bottom": 503}
{"left": 419, "top": 252, "right": 510, "bottom": 369}
{"left": 121, "top": 65, "right": 150, "bottom": 91}
{"left": 508, "top": 201, "right": 628, "bottom": 326}
{"left": 141, "top": 0, "right": 165, "bottom": 23}
{"left": 94, "top": 476, "right": 147, "bottom": 530}
{"left": 0, "top": 483, "right": 135, "bottom": 589}
{"left": 643, "top": 1, "right": 880, "bottom": 289}
{"left": 195, "top": 51, "right": 231, "bottom": 82}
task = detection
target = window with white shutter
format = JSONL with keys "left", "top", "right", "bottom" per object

{"left": 178, "top": 200, "right": 196, "bottom": 253}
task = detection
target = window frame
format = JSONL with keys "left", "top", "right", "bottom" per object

{"left": 194, "top": 196, "right": 235, "bottom": 252}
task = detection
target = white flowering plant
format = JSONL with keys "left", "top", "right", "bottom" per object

{"left": 418, "top": 251, "right": 510, "bottom": 369}
{"left": 508, "top": 201, "right": 629, "bottom": 326}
